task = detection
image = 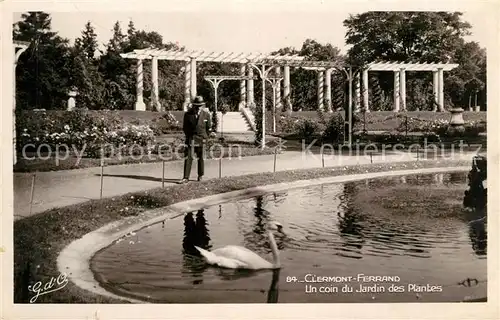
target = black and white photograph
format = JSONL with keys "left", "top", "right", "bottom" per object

{"left": 2, "top": 0, "right": 498, "bottom": 319}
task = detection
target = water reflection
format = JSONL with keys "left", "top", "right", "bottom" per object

{"left": 466, "top": 209, "right": 487, "bottom": 256}
{"left": 243, "top": 195, "right": 286, "bottom": 251}
{"left": 336, "top": 184, "right": 365, "bottom": 256}
{"left": 272, "top": 192, "right": 287, "bottom": 205}
{"left": 337, "top": 207, "right": 364, "bottom": 238}
{"left": 182, "top": 210, "right": 211, "bottom": 282}
{"left": 449, "top": 172, "right": 466, "bottom": 184}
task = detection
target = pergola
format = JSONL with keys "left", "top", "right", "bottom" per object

{"left": 120, "top": 48, "right": 459, "bottom": 114}
{"left": 120, "top": 48, "right": 460, "bottom": 146}
{"left": 303, "top": 61, "right": 459, "bottom": 113}
{"left": 13, "top": 40, "right": 30, "bottom": 164}
{"left": 120, "top": 48, "right": 342, "bottom": 113}
{"left": 365, "top": 61, "right": 459, "bottom": 112}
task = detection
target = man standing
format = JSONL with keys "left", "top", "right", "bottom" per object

{"left": 179, "top": 96, "right": 215, "bottom": 183}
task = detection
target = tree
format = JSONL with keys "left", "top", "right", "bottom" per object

{"left": 272, "top": 39, "right": 344, "bottom": 111}
{"left": 69, "top": 21, "right": 105, "bottom": 109}
{"left": 451, "top": 40, "right": 486, "bottom": 109}
{"left": 344, "top": 12, "right": 471, "bottom": 65}
{"left": 14, "top": 12, "right": 73, "bottom": 110}
{"left": 99, "top": 21, "right": 135, "bottom": 109}
{"left": 74, "top": 21, "right": 99, "bottom": 61}
{"left": 107, "top": 21, "right": 127, "bottom": 53}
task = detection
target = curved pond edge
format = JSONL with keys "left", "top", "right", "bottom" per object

{"left": 57, "top": 166, "right": 469, "bottom": 303}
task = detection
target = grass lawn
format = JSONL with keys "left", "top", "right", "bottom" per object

{"left": 35, "top": 109, "right": 487, "bottom": 134}
{"left": 265, "top": 110, "right": 486, "bottom": 133}
{"left": 14, "top": 158, "right": 470, "bottom": 303}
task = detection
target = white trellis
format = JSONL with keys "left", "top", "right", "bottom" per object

{"left": 204, "top": 75, "right": 257, "bottom": 137}
{"left": 13, "top": 40, "right": 30, "bottom": 164}
{"left": 265, "top": 77, "right": 283, "bottom": 134}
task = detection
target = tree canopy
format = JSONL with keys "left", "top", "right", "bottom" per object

{"left": 343, "top": 11, "right": 485, "bottom": 110}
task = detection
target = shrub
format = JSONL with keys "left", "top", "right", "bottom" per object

{"left": 277, "top": 115, "right": 298, "bottom": 134}
{"left": 295, "top": 118, "right": 322, "bottom": 139}
{"left": 463, "top": 121, "right": 486, "bottom": 137}
{"left": 321, "top": 113, "right": 345, "bottom": 143}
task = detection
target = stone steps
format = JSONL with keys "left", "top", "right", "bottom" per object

{"left": 216, "top": 112, "right": 253, "bottom": 133}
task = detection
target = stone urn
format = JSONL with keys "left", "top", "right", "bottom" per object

{"left": 67, "top": 90, "right": 78, "bottom": 111}
{"left": 447, "top": 107, "right": 465, "bottom": 135}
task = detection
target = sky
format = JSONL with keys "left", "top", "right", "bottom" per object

{"left": 12, "top": 5, "right": 493, "bottom": 55}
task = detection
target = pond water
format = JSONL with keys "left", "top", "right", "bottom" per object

{"left": 91, "top": 172, "right": 487, "bottom": 303}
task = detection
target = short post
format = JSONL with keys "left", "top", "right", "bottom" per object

{"left": 405, "top": 116, "right": 408, "bottom": 139}
{"left": 321, "top": 151, "right": 325, "bottom": 168}
{"left": 162, "top": 161, "right": 165, "bottom": 188}
{"left": 29, "top": 172, "right": 36, "bottom": 215}
{"left": 273, "top": 148, "right": 277, "bottom": 172}
{"left": 369, "top": 152, "right": 373, "bottom": 164}
{"left": 100, "top": 161, "right": 104, "bottom": 199}
{"left": 219, "top": 155, "right": 222, "bottom": 178}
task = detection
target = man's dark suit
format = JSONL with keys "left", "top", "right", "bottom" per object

{"left": 182, "top": 107, "right": 212, "bottom": 179}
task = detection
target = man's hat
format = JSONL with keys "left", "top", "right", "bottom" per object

{"left": 192, "top": 95, "right": 206, "bottom": 106}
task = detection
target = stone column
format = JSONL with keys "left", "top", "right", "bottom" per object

{"left": 135, "top": 58, "right": 146, "bottom": 111}
{"left": 13, "top": 57, "right": 17, "bottom": 164}
{"left": 283, "top": 65, "right": 292, "bottom": 113}
{"left": 13, "top": 44, "right": 28, "bottom": 165}
{"left": 151, "top": 57, "right": 161, "bottom": 111}
{"left": 438, "top": 68, "right": 444, "bottom": 112}
{"left": 317, "top": 70, "right": 324, "bottom": 111}
{"left": 399, "top": 68, "right": 406, "bottom": 111}
{"left": 247, "top": 65, "right": 255, "bottom": 107}
{"left": 354, "top": 73, "right": 361, "bottom": 113}
{"left": 183, "top": 61, "right": 191, "bottom": 111}
{"left": 362, "top": 69, "right": 369, "bottom": 113}
{"left": 190, "top": 58, "right": 197, "bottom": 99}
{"left": 432, "top": 71, "right": 439, "bottom": 111}
{"left": 275, "top": 66, "right": 282, "bottom": 110}
{"left": 238, "top": 64, "right": 246, "bottom": 110}
{"left": 393, "top": 71, "right": 400, "bottom": 112}
{"left": 325, "top": 68, "right": 333, "bottom": 112}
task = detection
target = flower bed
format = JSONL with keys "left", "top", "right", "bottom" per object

{"left": 16, "top": 110, "right": 156, "bottom": 158}
{"left": 272, "top": 111, "right": 486, "bottom": 142}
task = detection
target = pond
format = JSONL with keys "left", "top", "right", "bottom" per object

{"left": 90, "top": 171, "right": 487, "bottom": 303}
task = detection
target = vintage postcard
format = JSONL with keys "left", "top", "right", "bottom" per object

{"left": 1, "top": 0, "right": 498, "bottom": 319}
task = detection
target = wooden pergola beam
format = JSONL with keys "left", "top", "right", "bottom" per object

{"left": 366, "top": 61, "right": 459, "bottom": 71}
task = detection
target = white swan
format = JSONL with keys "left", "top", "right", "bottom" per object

{"left": 195, "top": 221, "right": 284, "bottom": 270}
